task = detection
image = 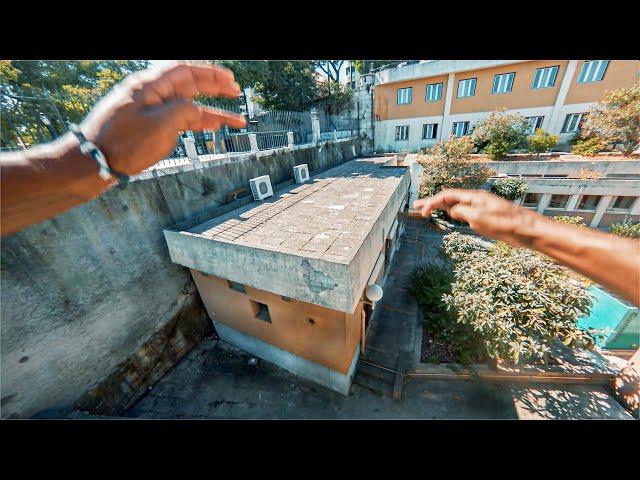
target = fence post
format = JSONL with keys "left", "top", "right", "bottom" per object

{"left": 249, "top": 133, "right": 259, "bottom": 153}
{"left": 183, "top": 136, "right": 202, "bottom": 168}
{"left": 287, "top": 131, "right": 295, "bottom": 149}
{"left": 311, "top": 108, "right": 321, "bottom": 143}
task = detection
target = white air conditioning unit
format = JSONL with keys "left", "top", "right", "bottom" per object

{"left": 249, "top": 175, "right": 273, "bottom": 201}
{"left": 293, "top": 164, "right": 310, "bottom": 184}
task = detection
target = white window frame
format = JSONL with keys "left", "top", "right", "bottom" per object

{"left": 561, "top": 113, "right": 586, "bottom": 133}
{"left": 525, "top": 116, "right": 545, "bottom": 134}
{"left": 578, "top": 60, "right": 609, "bottom": 83}
{"left": 492, "top": 72, "right": 515, "bottom": 94}
{"left": 532, "top": 65, "right": 559, "bottom": 89}
{"left": 395, "top": 125, "right": 409, "bottom": 141}
{"left": 396, "top": 87, "right": 413, "bottom": 105}
{"left": 457, "top": 78, "right": 476, "bottom": 98}
{"left": 607, "top": 196, "right": 638, "bottom": 213}
{"left": 422, "top": 123, "right": 438, "bottom": 139}
{"left": 425, "top": 82, "right": 442, "bottom": 102}
{"left": 451, "top": 121, "right": 470, "bottom": 137}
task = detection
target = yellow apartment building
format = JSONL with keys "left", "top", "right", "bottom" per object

{"left": 373, "top": 60, "right": 640, "bottom": 152}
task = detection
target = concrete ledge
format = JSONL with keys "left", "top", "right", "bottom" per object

{"left": 214, "top": 321, "right": 359, "bottom": 396}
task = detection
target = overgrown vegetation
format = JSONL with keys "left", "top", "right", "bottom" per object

{"left": 409, "top": 262, "right": 486, "bottom": 364}
{"left": 527, "top": 129, "right": 559, "bottom": 158}
{"left": 610, "top": 221, "right": 640, "bottom": 238}
{"left": 490, "top": 177, "right": 527, "bottom": 201}
{"left": 471, "top": 108, "right": 529, "bottom": 160}
{"left": 581, "top": 81, "right": 640, "bottom": 155}
{"left": 441, "top": 233, "right": 594, "bottom": 364}
{"left": 575, "top": 167, "right": 605, "bottom": 179}
{"left": 572, "top": 136, "right": 609, "bottom": 157}
{"left": 551, "top": 216, "right": 587, "bottom": 227}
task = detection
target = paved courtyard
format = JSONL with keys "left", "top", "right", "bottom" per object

{"left": 124, "top": 216, "right": 632, "bottom": 420}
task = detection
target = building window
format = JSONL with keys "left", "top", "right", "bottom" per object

{"left": 492, "top": 72, "right": 515, "bottom": 94}
{"left": 522, "top": 193, "right": 541, "bottom": 208}
{"left": 561, "top": 113, "right": 587, "bottom": 133}
{"left": 548, "top": 194, "right": 571, "bottom": 209}
{"left": 396, "top": 87, "right": 413, "bottom": 104}
{"left": 525, "top": 116, "right": 545, "bottom": 134}
{"left": 350, "top": 81, "right": 356, "bottom": 89}
{"left": 345, "top": 66, "right": 351, "bottom": 75}
{"left": 228, "top": 280, "right": 246, "bottom": 293}
{"left": 532, "top": 65, "right": 559, "bottom": 89}
{"left": 425, "top": 82, "right": 443, "bottom": 101}
{"left": 576, "top": 195, "right": 601, "bottom": 211}
{"left": 452, "top": 121, "right": 470, "bottom": 137}
{"left": 457, "top": 78, "right": 476, "bottom": 97}
{"left": 250, "top": 300, "right": 272, "bottom": 323}
{"left": 395, "top": 125, "right": 409, "bottom": 141}
{"left": 607, "top": 196, "right": 637, "bottom": 212}
{"left": 578, "top": 60, "right": 609, "bottom": 83}
{"left": 422, "top": 123, "right": 438, "bottom": 139}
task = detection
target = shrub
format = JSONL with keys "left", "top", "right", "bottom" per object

{"left": 572, "top": 136, "right": 608, "bottom": 156}
{"left": 471, "top": 108, "right": 529, "bottom": 160}
{"left": 575, "top": 167, "right": 605, "bottom": 179}
{"left": 610, "top": 221, "right": 640, "bottom": 239}
{"left": 527, "top": 129, "right": 559, "bottom": 158}
{"left": 409, "top": 261, "right": 486, "bottom": 364}
{"left": 417, "top": 137, "right": 494, "bottom": 198}
{"left": 490, "top": 177, "right": 527, "bottom": 201}
{"left": 582, "top": 81, "right": 640, "bottom": 155}
{"left": 551, "top": 215, "right": 587, "bottom": 227}
{"left": 441, "top": 233, "right": 594, "bottom": 364}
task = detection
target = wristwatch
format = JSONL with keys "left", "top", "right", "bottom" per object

{"left": 69, "top": 124, "right": 129, "bottom": 186}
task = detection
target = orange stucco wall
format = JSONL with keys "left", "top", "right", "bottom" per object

{"left": 374, "top": 60, "right": 639, "bottom": 121}
{"left": 565, "top": 60, "right": 640, "bottom": 105}
{"left": 375, "top": 75, "right": 448, "bottom": 120}
{"left": 190, "top": 270, "right": 363, "bottom": 373}
{"left": 449, "top": 60, "right": 569, "bottom": 114}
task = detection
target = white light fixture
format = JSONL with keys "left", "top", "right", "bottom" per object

{"left": 364, "top": 284, "right": 384, "bottom": 310}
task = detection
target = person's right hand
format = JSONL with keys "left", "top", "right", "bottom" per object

{"left": 413, "top": 189, "right": 543, "bottom": 248}
{"left": 78, "top": 62, "right": 247, "bottom": 177}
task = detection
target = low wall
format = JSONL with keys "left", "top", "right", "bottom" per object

{"left": 0, "top": 138, "right": 360, "bottom": 418}
{"left": 485, "top": 159, "right": 640, "bottom": 178}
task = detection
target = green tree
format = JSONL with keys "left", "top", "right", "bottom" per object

{"left": 582, "top": 81, "right": 640, "bottom": 155}
{"left": 1, "top": 60, "right": 149, "bottom": 147}
{"left": 572, "top": 136, "right": 608, "bottom": 156}
{"left": 472, "top": 108, "right": 529, "bottom": 160}
{"left": 527, "top": 129, "right": 559, "bottom": 158}
{"left": 442, "top": 232, "right": 594, "bottom": 364}
{"left": 252, "top": 61, "right": 318, "bottom": 111}
{"left": 610, "top": 221, "right": 640, "bottom": 239}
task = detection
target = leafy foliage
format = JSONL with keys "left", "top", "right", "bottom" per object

{"left": 575, "top": 167, "right": 605, "bottom": 179}
{"left": 551, "top": 216, "right": 587, "bottom": 227}
{"left": 581, "top": 81, "right": 640, "bottom": 155}
{"left": 252, "top": 61, "right": 319, "bottom": 111}
{"left": 441, "top": 232, "right": 594, "bottom": 364}
{"left": 471, "top": 108, "right": 529, "bottom": 160}
{"left": 314, "top": 80, "right": 353, "bottom": 114}
{"left": 572, "top": 136, "right": 608, "bottom": 156}
{"left": 527, "top": 129, "right": 559, "bottom": 157}
{"left": 353, "top": 60, "right": 405, "bottom": 74}
{"left": 417, "top": 136, "right": 493, "bottom": 198}
{"left": 490, "top": 177, "right": 528, "bottom": 201}
{"left": 409, "top": 262, "right": 486, "bottom": 364}
{"left": 610, "top": 221, "right": 640, "bottom": 239}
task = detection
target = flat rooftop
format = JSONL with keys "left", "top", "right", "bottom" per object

{"left": 164, "top": 158, "right": 411, "bottom": 313}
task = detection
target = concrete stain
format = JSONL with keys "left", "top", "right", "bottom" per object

{"left": 301, "top": 259, "right": 337, "bottom": 294}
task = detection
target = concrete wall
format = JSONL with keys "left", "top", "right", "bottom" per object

{"left": 484, "top": 159, "right": 640, "bottom": 178}
{"left": 0, "top": 138, "right": 359, "bottom": 418}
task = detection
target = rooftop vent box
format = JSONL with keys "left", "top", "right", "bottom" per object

{"left": 293, "top": 164, "right": 310, "bottom": 184}
{"left": 249, "top": 175, "right": 273, "bottom": 201}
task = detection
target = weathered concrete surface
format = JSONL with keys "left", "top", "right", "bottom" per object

{"left": 485, "top": 159, "right": 640, "bottom": 178}
{"left": 1, "top": 139, "right": 359, "bottom": 419}
{"left": 165, "top": 158, "right": 410, "bottom": 313}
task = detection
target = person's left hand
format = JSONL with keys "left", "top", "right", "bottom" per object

{"left": 78, "top": 62, "right": 247, "bottom": 176}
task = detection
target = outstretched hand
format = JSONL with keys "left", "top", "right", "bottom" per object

{"left": 79, "top": 62, "right": 247, "bottom": 176}
{"left": 413, "top": 189, "right": 542, "bottom": 248}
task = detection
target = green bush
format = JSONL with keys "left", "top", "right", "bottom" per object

{"left": 527, "top": 129, "right": 559, "bottom": 158}
{"left": 490, "top": 177, "right": 527, "bottom": 201}
{"left": 409, "top": 262, "right": 486, "bottom": 364}
{"left": 610, "top": 221, "right": 640, "bottom": 238}
{"left": 441, "top": 232, "right": 594, "bottom": 364}
{"left": 471, "top": 108, "right": 529, "bottom": 160}
{"left": 551, "top": 215, "right": 587, "bottom": 227}
{"left": 572, "top": 136, "right": 608, "bottom": 156}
